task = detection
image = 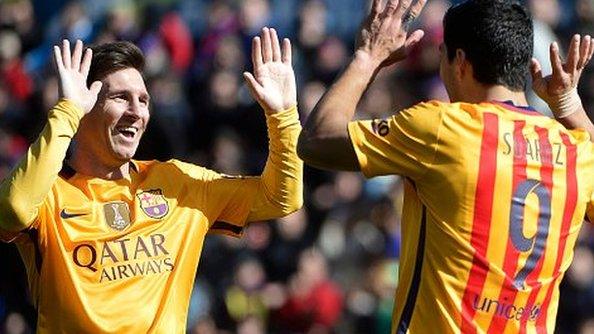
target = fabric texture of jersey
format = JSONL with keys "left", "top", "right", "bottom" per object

{"left": 348, "top": 100, "right": 594, "bottom": 334}
{"left": 0, "top": 100, "right": 303, "bottom": 333}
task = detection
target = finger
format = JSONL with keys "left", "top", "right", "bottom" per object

{"left": 282, "top": 38, "right": 292, "bottom": 64}
{"left": 53, "top": 45, "right": 65, "bottom": 72}
{"left": 587, "top": 36, "right": 594, "bottom": 63}
{"left": 395, "top": 0, "right": 412, "bottom": 18}
{"left": 370, "top": 0, "right": 382, "bottom": 17}
{"left": 530, "top": 58, "right": 544, "bottom": 82}
{"left": 383, "top": 0, "right": 399, "bottom": 15}
{"left": 550, "top": 42, "right": 564, "bottom": 76}
{"left": 403, "top": 29, "right": 425, "bottom": 51}
{"left": 261, "top": 27, "right": 273, "bottom": 63}
{"left": 566, "top": 34, "right": 580, "bottom": 72}
{"left": 72, "top": 40, "right": 83, "bottom": 71}
{"left": 62, "top": 39, "right": 72, "bottom": 68}
{"left": 252, "top": 36, "right": 263, "bottom": 70}
{"left": 81, "top": 48, "right": 93, "bottom": 78}
{"left": 89, "top": 81, "right": 103, "bottom": 97}
{"left": 578, "top": 35, "right": 590, "bottom": 69}
{"left": 243, "top": 72, "right": 264, "bottom": 101}
{"left": 270, "top": 28, "right": 281, "bottom": 62}
{"left": 407, "top": 0, "right": 426, "bottom": 22}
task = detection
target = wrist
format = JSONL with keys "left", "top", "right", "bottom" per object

{"left": 547, "top": 89, "right": 583, "bottom": 119}
{"left": 353, "top": 50, "right": 383, "bottom": 72}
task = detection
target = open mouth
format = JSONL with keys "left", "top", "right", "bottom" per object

{"left": 115, "top": 126, "right": 138, "bottom": 139}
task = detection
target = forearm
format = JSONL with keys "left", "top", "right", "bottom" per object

{"left": 247, "top": 106, "right": 303, "bottom": 221}
{"left": 0, "top": 99, "right": 82, "bottom": 231}
{"left": 298, "top": 52, "right": 380, "bottom": 170}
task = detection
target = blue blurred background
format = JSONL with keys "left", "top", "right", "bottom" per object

{"left": 1, "top": 0, "right": 594, "bottom": 333}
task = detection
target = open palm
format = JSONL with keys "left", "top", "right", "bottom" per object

{"left": 244, "top": 27, "right": 296, "bottom": 113}
{"left": 54, "top": 39, "right": 102, "bottom": 114}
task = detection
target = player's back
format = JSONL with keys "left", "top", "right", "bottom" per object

{"left": 388, "top": 101, "right": 594, "bottom": 333}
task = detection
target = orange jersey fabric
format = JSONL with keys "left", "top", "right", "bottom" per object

{"left": 0, "top": 100, "right": 302, "bottom": 333}
{"left": 348, "top": 100, "right": 594, "bottom": 334}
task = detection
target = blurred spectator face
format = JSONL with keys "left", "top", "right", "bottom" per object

{"left": 299, "top": 0, "right": 327, "bottom": 48}
{"left": 42, "top": 76, "right": 59, "bottom": 112}
{"left": 105, "top": 4, "right": 139, "bottom": 40}
{"left": 316, "top": 37, "right": 348, "bottom": 75}
{"left": 277, "top": 209, "right": 307, "bottom": 241}
{"left": 78, "top": 68, "right": 150, "bottom": 164}
{"left": 300, "top": 81, "right": 326, "bottom": 118}
{"left": 236, "top": 258, "right": 266, "bottom": 291}
{"left": 239, "top": 0, "right": 270, "bottom": 34}
{"left": 298, "top": 248, "right": 328, "bottom": 285}
{"left": 210, "top": 70, "right": 240, "bottom": 109}
{"left": 0, "top": 0, "right": 34, "bottom": 34}
{"left": 245, "top": 222, "right": 272, "bottom": 250}
{"left": 529, "top": 0, "right": 560, "bottom": 27}
{"left": 214, "top": 36, "right": 245, "bottom": 71}
{"left": 237, "top": 315, "right": 265, "bottom": 334}
{"left": 577, "top": 0, "right": 594, "bottom": 23}
{"left": 0, "top": 30, "right": 21, "bottom": 63}
{"left": 60, "top": 1, "right": 92, "bottom": 41}
{"left": 212, "top": 129, "right": 243, "bottom": 173}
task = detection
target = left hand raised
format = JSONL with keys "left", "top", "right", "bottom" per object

{"left": 244, "top": 27, "right": 297, "bottom": 113}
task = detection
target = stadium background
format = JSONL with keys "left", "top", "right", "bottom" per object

{"left": 1, "top": 0, "right": 594, "bottom": 333}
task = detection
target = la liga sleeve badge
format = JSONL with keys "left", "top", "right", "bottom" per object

{"left": 137, "top": 189, "right": 169, "bottom": 219}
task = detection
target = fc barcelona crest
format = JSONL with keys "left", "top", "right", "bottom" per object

{"left": 137, "top": 189, "right": 169, "bottom": 219}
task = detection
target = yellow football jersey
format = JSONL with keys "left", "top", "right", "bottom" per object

{"left": 0, "top": 100, "right": 303, "bottom": 333}
{"left": 348, "top": 100, "right": 594, "bottom": 334}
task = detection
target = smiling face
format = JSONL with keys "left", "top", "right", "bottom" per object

{"left": 77, "top": 67, "right": 150, "bottom": 168}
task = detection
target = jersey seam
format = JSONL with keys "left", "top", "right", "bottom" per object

{"left": 416, "top": 103, "right": 446, "bottom": 183}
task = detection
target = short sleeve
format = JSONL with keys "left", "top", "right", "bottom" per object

{"left": 347, "top": 101, "right": 444, "bottom": 180}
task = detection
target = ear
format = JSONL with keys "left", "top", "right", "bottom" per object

{"left": 454, "top": 49, "right": 467, "bottom": 82}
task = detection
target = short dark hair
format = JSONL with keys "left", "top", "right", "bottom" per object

{"left": 443, "top": 0, "right": 533, "bottom": 91}
{"left": 86, "top": 41, "right": 145, "bottom": 86}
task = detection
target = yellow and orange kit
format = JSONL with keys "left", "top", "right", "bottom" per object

{"left": 348, "top": 100, "right": 594, "bottom": 334}
{"left": 0, "top": 100, "right": 302, "bottom": 333}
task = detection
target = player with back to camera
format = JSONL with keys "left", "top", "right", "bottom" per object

{"left": 297, "top": 0, "right": 594, "bottom": 332}
{"left": 0, "top": 27, "right": 302, "bottom": 332}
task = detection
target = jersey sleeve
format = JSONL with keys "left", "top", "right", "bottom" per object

{"left": 176, "top": 106, "right": 303, "bottom": 238}
{"left": 0, "top": 99, "right": 82, "bottom": 242}
{"left": 347, "top": 101, "right": 444, "bottom": 180}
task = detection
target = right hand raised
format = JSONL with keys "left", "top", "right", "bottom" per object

{"left": 355, "top": 0, "right": 426, "bottom": 68}
{"left": 530, "top": 35, "right": 594, "bottom": 117}
{"left": 53, "top": 39, "right": 102, "bottom": 114}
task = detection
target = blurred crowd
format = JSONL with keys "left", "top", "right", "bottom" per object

{"left": 1, "top": 0, "right": 594, "bottom": 333}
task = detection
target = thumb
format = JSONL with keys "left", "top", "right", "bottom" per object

{"left": 89, "top": 81, "right": 103, "bottom": 97}
{"left": 404, "top": 29, "right": 425, "bottom": 52}
{"left": 243, "top": 72, "right": 264, "bottom": 101}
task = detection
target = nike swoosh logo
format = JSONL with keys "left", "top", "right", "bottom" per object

{"left": 60, "top": 209, "right": 89, "bottom": 219}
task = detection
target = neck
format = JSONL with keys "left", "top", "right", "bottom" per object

{"left": 461, "top": 84, "right": 528, "bottom": 106}
{"left": 68, "top": 147, "right": 131, "bottom": 180}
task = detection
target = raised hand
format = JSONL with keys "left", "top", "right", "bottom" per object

{"left": 356, "top": 0, "right": 426, "bottom": 68}
{"left": 243, "top": 27, "right": 296, "bottom": 113}
{"left": 531, "top": 34, "right": 594, "bottom": 117}
{"left": 53, "top": 39, "right": 103, "bottom": 114}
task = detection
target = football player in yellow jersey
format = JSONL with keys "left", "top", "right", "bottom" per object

{"left": 298, "top": 0, "right": 594, "bottom": 333}
{"left": 0, "top": 27, "right": 302, "bottom": 332}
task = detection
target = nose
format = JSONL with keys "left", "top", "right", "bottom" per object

{"left": 127, "top": 97, "right": 144, "bottom": 117}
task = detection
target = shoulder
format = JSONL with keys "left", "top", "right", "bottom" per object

{"left": 133, "top": 159, "right": 220, "bottom": 181}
